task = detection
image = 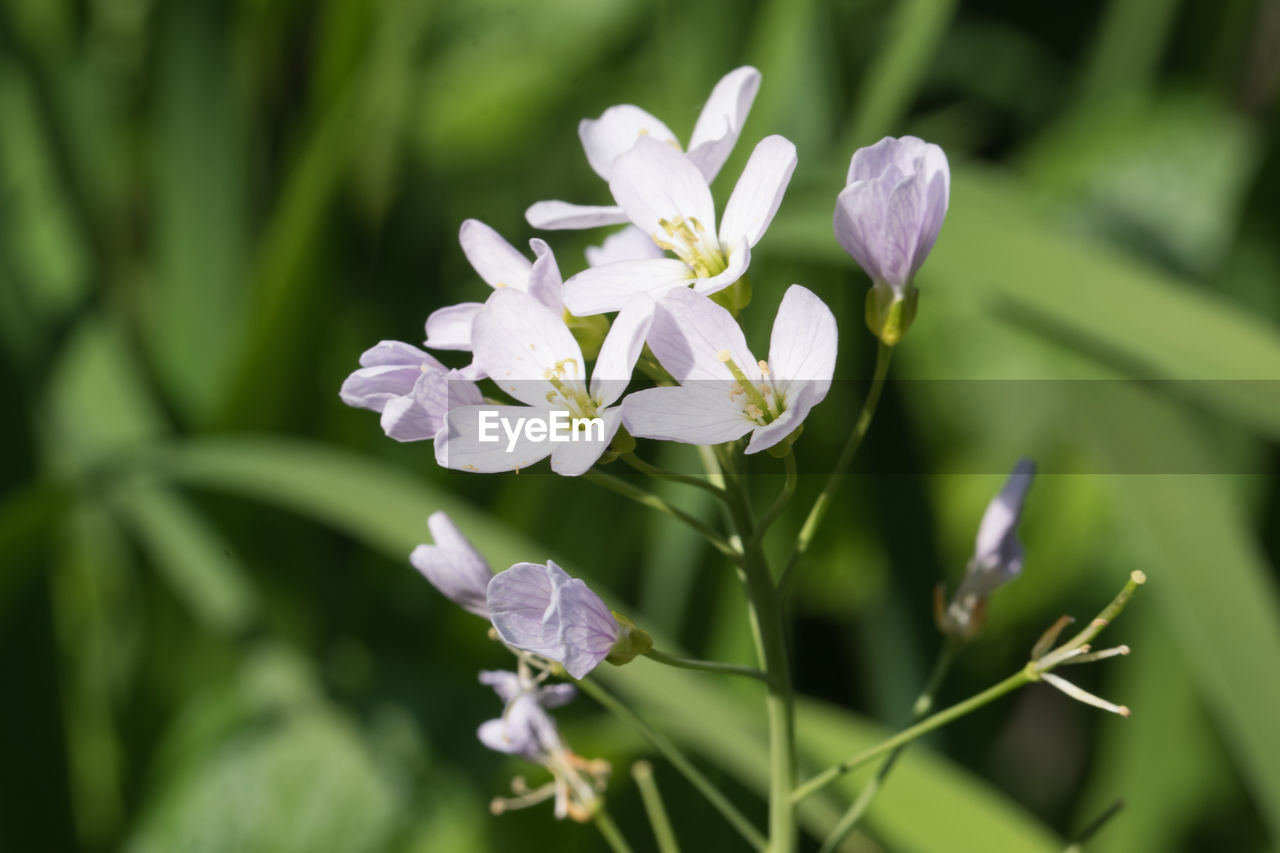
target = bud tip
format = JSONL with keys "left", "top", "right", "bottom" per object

{"left": 1131, "top": 570, "right": 1147, "bottom": 584}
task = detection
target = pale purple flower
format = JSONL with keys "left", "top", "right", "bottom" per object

{"left": 423, "top": 219, "right": 565, "bottom": 356}
{"left": 941, "top": 459, "right": 1036, "bottom": 638}
{"left": 434, "top": 289, "right": 653, "bottom": 476}
{"left": 526, "top": 67, "right": 761, "bottom": 231}
{"left": 585, "top": 226, "right": 665, "bottom": 268}
{"left": 622, "top": 285, "right": 837, "bottom": 454}
{"left": 479, "top": 669, "right": 577, "bottom": 710}
{"left": 560, "top": 135, "right": 796, "bottom": 315}
{"left": 409, "top": 511, "right": 493, "bottom": 616}
{"left": 834, "top": 136, "right": 949, "bottom": 345}
{"left": 340, "top": 341, "right": 482, "bottom": 442}
{"left": 477, "top": 692, "right": 564, "bottom": 762}
{"left": 486, "top": 561, "right": 620, "bottom": 679}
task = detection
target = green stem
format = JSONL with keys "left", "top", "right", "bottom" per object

{"left": 593, "top": 809, "right": 633, "bottom": 853}
{"left": 779, "top": 343, "right": 892, "bottom": 597}
{"left": 796, "top": 571, "right": 1146, "bottom": 805}
{"left": 793, "top": 668, "right": 1030, "bottom": 805}
{"left": 621, "top": 452, "right": 727, "bottom": 500}
{"left": 579, "top": 678, "right": 767, "bottom": 851}
{"left": 632, "top": 761, "right": 680, "bottom": 853}
{"left": 584, "top": 472, "right": 741, "bottom": 563}
{"left": 753, "top": 451, "right": 797, "bottom": 540}
{"left": 644, "top": 648, "right": 767, "bottom": 682}
{"left": 818, "top": 642, "right": 959, "bottom": 852}
{"left": 720, "top": 462, "right": 797, "bottom": 853}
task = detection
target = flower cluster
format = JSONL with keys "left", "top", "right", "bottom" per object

{"left": 412, "top": 511, "right": 644, "bottom": 820}
{"left": 340, "top": 64, "right": 1138, "bottom": 841}
{"left": 341, "top": 66, "right": 946, "bottom": 477}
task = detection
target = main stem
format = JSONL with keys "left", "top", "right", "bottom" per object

{"left": 720, "top": 453, "right": 797, "bottom": 853}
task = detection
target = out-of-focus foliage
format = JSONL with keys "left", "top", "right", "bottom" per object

{"left": 2, "top": 0, "right": 1279, "bottom": 850}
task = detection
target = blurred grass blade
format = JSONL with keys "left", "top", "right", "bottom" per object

{"left": 109, "top": 481, "right": 257, "bottom": 636}
{"left": 1085, "top": 385, "right": 1280, "bottom": 841}
{"left": 841, "top": 0, "right": 958, "bottom": 147}
{"left": 1074, "top": 0, "right": 1182, "bottom": 110}
{"left": 146, "top": 2, "right": 248, "bottom": 424}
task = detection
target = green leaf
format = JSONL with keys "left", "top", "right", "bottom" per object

{"left": 144, "top": 1, "right": 249, "bottom": 423}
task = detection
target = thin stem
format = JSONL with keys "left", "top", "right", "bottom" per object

{"left": 579, "top": 678, "right": 767, "bottom": 852}
{"left": 622, "top": 452, "right": 727, "bottom": 500}
{"left": 1063, "top": 798, "right": 1125, "bottom": 852}
{"left": 584, "top": 472, "right": 741, "bottom": 563}
{"left": 753, "top": 451, "right": 797, "bottom": 540}
{"left": 644, "top": 648, "right": 767, "bottom": 682}
{"left": 779, "top": 343, "right": 892, "bottom": 597}
{"left": 818, "top": 642, "right": 959, "bottom": 852}
{"left": 632, "top": 761, "right": 680, "bottom": 853}
{"left": 593, "top": 809, "right": 633, "bottom": 853}
{"left": 793, "top": 669, "right": 1030, "bottom": 805}
{"left": 796, "top": 572, "right": 1147, "bottom": 804}
{"left": 722, "top": 472, "right": 797, "bottom": 853}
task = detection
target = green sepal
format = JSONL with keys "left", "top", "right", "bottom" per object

{"left": 710, "top": 274, "right": 752, "bottom": 316}
{"left": 765, "top": 423, "right": 803, "bottom": 458}
{"left": 605, "top": 612, "right": 653, "bottom": 666}
{"left": 566, "top": 311, "right": 611, "bottom": 360}
{"left": 865, "top": 282, "right": 918, "bottom": 346}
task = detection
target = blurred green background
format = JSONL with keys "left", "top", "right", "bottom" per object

{"left": 3, "top": 0, "right": 1280, "bottom": 850}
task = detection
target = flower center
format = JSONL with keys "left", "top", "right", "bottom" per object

{"left": 717, "top": 350, "right": 784, "bottom": 426}
{"left": 652, "top": 216, "right": 728, "bottom": 279}
{"left": 542, "top": 359, "right": 598, "bottom": 417}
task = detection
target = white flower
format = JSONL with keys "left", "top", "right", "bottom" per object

{"left": 434, "top": 289, "right": 653, "bottom": 475}
{"left": 622, "top": 285, "right": 837, "bottom": 453}
{"left": 423, "top": 219, "right": 565, "bottom": 358}
{"left": 561, "top": 135, "right": 797, "bottom": 315}
{"left": 526, "top": 67, "right": 761, "bottom": 230}
{"left": 584, "top": 225, "right": 665, "bottom": 268}
{"left": 409, "top": 511, "right": 492, "bottom": 616}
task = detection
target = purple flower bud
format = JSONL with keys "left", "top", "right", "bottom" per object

{"left": 486, "top": 562, "right": 619, "bottom": 679}
{"left": 409, "top": 512, "right": 492, "bottom": 617}
{"left": 941, "top": 459, "right": 1036, "bottom": 639}
{"left": 834, "top": 136, "right": 950, "bottom": 293}
{"left": 967, "top": 458, "right": 1036, "bottom": 594}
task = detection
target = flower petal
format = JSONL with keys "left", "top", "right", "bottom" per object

{"left": 765, "top": 284, "right": 838, "bottom": 406}
{"left": 549, "top": 408, "right": 623, "bottom": 477}
{"left": 580, "top": 105, "right": 678, "bottom": 179}
{"left": 409, "top": 511, "right": 492, "bottom": 616}
{"left": 527, "top": 238, "right": 565, "bottom": 314}
{"left": 717, "top": 135, "right": 796, "bottom": 250}
{"left": 459, "top": 219, "right": 532, "bottom": 290}
{"left": 562, "top": 258, "right": 693, "bottom": 317}
{"left": 424, "top": 302, "right": 483, "bottom": 351}
{"left": 834, "top": 179, "right": 896, "bottom": 286}
{"left": 608, "top": 137, "right": 716, "bottom": 242}
{"left": 525, "top": 200, "right": 630, "bottom": 230}
{"left": 487, "top": 561, "right": 619, "bottom": 679}
{"left": 590, "top": 295, "right": 655, "bottom": 406}
{"left": 646, "top": 287, "right": 759, "bottom": 383}
{"left": 622, "top": 385, "right": 754, "bottom": 446}
{"left": 341, "top": 341, "right": 444, "bottom": 411}
{"left": 434, "top": 404, "right": 556, "bottom": 473}
{"left": 477, "top": 694, "right": 560, "bottom": 759}
{"left": 687, "top": 66, "right": 761, "bottom": 182}
{"left": 473, "top": 289, "right": 585, "bottom": 407}
{"left": 585, "top": 226, "right": 665, "bottom": 267}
